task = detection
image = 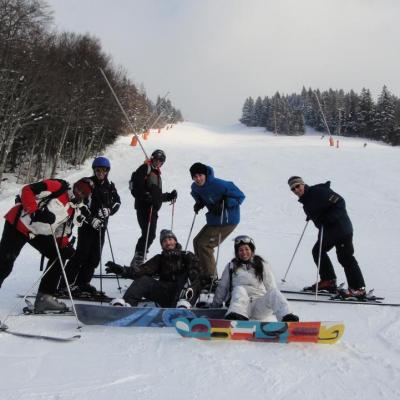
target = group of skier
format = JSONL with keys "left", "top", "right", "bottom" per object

{"left": 0, "top": 146, "right": 367, "bottom": 322}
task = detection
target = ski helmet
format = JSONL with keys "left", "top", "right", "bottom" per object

{"left": 234, "top": 235, "right": 255, "bottom": 254}
{"left": 92, "top": 156, "right": 111, "bottom": 170}
{"left": 151, "top": 149, "right": 166, "bottom": 163}
{"left": 73, "top": 178, "right": 94, "bottom": 201}
{"left": 160, "top": 229, "right": 177, "bottom": 244}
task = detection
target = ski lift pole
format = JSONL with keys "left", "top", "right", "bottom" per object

{"left": 281, "top": 220, "right": 309, "bottom": 283}
{"left": 99, "top": 67, "right": 149, "bottom": 160}
{"left": 314, "top": 91, "right": 332, "bottom": 137}
{"left": 315, "top": 226, "right": 324, "bottom": 301}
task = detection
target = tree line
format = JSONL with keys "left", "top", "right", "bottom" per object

{"left": 0, "top": 0, "right": 183, "bottom": 188}
{"left": 240, "top": 86, "right": 400, "bottom": 146}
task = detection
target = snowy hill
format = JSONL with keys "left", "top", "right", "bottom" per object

{"left": 1, "top": 122, "right": 400, "bottom": 400}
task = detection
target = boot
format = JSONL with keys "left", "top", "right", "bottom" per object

{"left": 225, "top": 312, "right": 249, "bottom": 321}
{"left": 34, "top": 292, "right": 68, "bottom": 313}
{"left": 303, "top": 279, "right": 337, "bottom": 293}
{"left": 339, "top": 287, "right": 366, "bottom": 300}
{"left": 130, "top": 252, "right": 144, "bottom": 267}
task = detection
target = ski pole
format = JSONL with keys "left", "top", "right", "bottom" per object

{"left": 171, "top": 200, "right": 175, "bottom": 231}
{"left": 105, "top": 226, "right": 122, "bottom": 293}
{"left": 315, "top": 226, "right": 324, "bottom": 301}
{"left": 50, "top": 226, "right": 81, "bottom": 328}
{"left": 98, "top": 228, "right": 104, "bottom": 303}
{"left": 184, "top": 213, "right": 197, "bottom": 251}
{"left": 143, "top": 206, "right": 153, "bottom": 261}
{"left": 281, "top": 220, "right": 309, "bottom": 283}
{"left": 210, "top": 200, "right": 226, "bottom": 292}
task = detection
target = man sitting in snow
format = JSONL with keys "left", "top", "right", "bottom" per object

{"left": 105, "top": 229, "right": 201, "bottom": 307}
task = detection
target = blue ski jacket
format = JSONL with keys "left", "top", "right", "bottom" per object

{"left": 190, "top": 166, "right": 245, "bottom": 226}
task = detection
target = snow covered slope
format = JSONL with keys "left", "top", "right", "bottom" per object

{"left": 1, "top": 122, "right": 400, "bottom": 399}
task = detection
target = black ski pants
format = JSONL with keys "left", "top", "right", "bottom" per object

{"left": 135, "top": 206, "right": 158, "bottom": 256}
{"left": 64, "top": 223, "right": 105, "bottom": 286}
{"left": 0, "top": 221, "right": 69, "bottom": 294}
{"left": 123, "top": 275, "right": 184, "bottom": 307}
{"left": 312, "top": 232, "right": 365, "bottom": 289}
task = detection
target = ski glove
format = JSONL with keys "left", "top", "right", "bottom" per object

{"left": 166, "top": 189, "right": 177, "bottom": 202}
{"left": 281, "top": 313, "right": 300, "bottom": 322}
{"left": 105, "top": 261, "right": 124, "bottom": 275}
{"left": 208, "top": 203, "right": 223, "bottom": 215}
{"left": 91, "top": 218, "right": 104, "bottom": 230}
{"left": 31, "top": 207, "right": 56, "bottom": 225}
{"left": 193, "top": 201, "right": 204, "bottom": 214}
{"left": 98, "top": 207, "right": 110, "bottom": 218}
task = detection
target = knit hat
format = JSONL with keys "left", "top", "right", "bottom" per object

{"left": 159, "top": 229, "right": 177, "bottom": 244}
{"left": 287, "top": 176, "right": 305, "bottom": 190}
{"left": 190, "top": 162, "right": 207, "bottom": 178}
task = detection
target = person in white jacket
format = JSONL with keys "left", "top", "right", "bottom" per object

{"left": 211, "top": 235, "right": 299, "bottom": 322}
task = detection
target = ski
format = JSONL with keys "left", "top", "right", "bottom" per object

{"left": 22, "top": 306, "right": 74, "bottom": 316}
{"left": 75, "top": 303, "right": 228, "bottom": 327}
{"left": 174, "top": 317, "right": 344, "bottom": 344}
{"left": 18, "top": 293, "right": 114, "bottom": 303}
{"left": 0, "top": 321, "right": 80, "bottom": 342}
{"left": 92, "top": 274, "right": 123, "bottom": 279}
{"left": 286, "top": 297, "right": 400, "bottom": 307}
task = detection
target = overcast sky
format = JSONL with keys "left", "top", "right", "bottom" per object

{"left": 48, "top": 0, "right": 400, "bottom": 125}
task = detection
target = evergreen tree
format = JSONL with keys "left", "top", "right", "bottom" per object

{"left": 240, "top": 97, "right": 255, "bottom": 126}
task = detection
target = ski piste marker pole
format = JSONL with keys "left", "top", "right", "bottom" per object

{"left": 281, "top": 220, "right": 309, "bottom": 283}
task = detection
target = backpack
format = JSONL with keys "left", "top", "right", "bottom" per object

{"left": 129, "top": 164, "right": 151, "bottom": 198}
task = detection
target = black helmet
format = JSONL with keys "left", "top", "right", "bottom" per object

{"left": 234, "top": 235, "right": 255, "bottom": 254}
{"left": 151, "top": 149, "right": 166, "bottom": 163}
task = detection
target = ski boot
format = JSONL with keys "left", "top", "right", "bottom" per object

{"left": 337, "top": 287, "right": 367, "bottom": 300}
{"left": 303, "top": 279, "right": 337, "bottom": 294}
{"left": 130, "top": 252, "right": 144, "bottom": 268}
{"left": 34, "top": 292, "right": 68, "bottom": 313}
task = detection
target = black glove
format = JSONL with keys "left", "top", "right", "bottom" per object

{"left": 91, "top": 218, "right": 104, "bottom": 230}
{"left": 282, "top": 313, "right": 300, "bottom": 322}
{"left": 208, "top": 202, "right": 223, "bottom": 215}
{"left": 105, "top": 261, "right": 124, "bottom": 275}
{"left": 193, "top": 201, "right": 204, "bottom": 214}
{"left": 31, "top": 207, "right": 56, "bottom": 224}
{"left": 61, "top": 243, "right": 75, "bottom": 259}
{"left": 167, "top": 189, "right": 177, "bottom": 202}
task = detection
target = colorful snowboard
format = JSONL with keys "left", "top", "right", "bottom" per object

{"left": 174, "top": 317, "right": 345, "bottom": 344}
{"left": 75, "top": 303, "right": 227, "bottom": 327}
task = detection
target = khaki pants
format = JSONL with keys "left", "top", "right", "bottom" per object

{"left": 193, "top": 224, "right": 237, "bottom": 277}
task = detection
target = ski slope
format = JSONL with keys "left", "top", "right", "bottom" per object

{"left": 1, "top": 122, "right": 400, "bottom": 400}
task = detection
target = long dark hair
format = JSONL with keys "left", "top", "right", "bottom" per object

{"left": 232, "top": 254, "right": 265, "bottom": 282}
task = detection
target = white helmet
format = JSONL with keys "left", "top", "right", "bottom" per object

{"left": 110, "top": 298, "right": 130, "bottom": 307}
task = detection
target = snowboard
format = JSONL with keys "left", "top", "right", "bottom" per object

{"left": 174, "top": 317, "right": 345, "bottom": 344}
{"left": 75, "top": 303, "right": 227, "bottom": 327}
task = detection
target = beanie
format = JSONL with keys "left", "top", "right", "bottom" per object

{"left": 190, "top": 162, "right": 208, "bottom": 178}
{"left": 287, "top": 176, "right": 305, "bottom": 190}
{"left": 160, "top": 229, "right": 177, "bottom": 244}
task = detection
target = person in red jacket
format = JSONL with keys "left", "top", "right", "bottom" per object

{"left": 0, "top": 178, "right": 93, "bottom": 312}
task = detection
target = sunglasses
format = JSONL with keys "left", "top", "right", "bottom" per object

{"left": 94, "top": 167, "right": 108, "bottom": 173}
{"left": 234, "top": 235, "right": 254, "bottom": 246}
{"left": 291, "top": 184, "right": 302, "bottom": 192}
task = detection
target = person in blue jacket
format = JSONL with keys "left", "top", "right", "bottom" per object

{"left": 189, "top": 162, "right": 245, "bottom": 284}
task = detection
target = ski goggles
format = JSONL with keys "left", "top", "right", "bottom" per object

{"left": 234, "top": 235, "right": 255, "bottom": 246}
{"left": 94, "top": 167, "right": 109, "bottom": 173}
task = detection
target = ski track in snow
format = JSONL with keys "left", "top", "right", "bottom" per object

{"left": 1, "top": 122, "right": 400, "bottom": 400}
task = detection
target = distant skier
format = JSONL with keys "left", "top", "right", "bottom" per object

{"left": 189, "top": 162, "right": 245, "bottom": 285}
{"left": 129, "top": 150, "right": 177, "bottom": 266}
{"left": 288, "top": 176, "right": 366, "bottom": 298}
{"left": 105, "top": 229, "right": 201, "bottom": 307}
{"left": 62, "top": 156, "right": 121, "bottom": 296}
{"left": 211, "top": 235, "right": 299, "bottom": 322}
{"left": 0, "top": 178, "right": 93, "bottom": 312}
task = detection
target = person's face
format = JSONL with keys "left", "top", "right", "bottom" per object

{"left": 94, "top": 167, "right": 108, "bottom": 181}
{"left": 291, "top": 183, "right": 305, "bottom": 198}
{"left": 152, "top": 158, "right": 164, "bottom": 168}
{"left": 162, "top": 237, "right": 177, "bottom": 250}
{"left": 237, "top": 244, "right": 252, "bottom": 261}
{"left": 192, "top": 173, "right": 206, "bottom": 186}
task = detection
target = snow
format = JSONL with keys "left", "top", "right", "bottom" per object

{"left": 1, "top": 122, "right": 400, "bottom": 399}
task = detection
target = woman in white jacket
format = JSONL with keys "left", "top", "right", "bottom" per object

{"left": 211, "top": 235, "right": 299, "bottom": 322}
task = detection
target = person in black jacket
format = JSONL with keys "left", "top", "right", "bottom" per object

{"left": 129, "top": 149, "right": 177, "bottom": 267}
{"left": 288, "top": 176, "right": 366, "bottom": 299}
{"left": 105, "top": 229, "right": 201, "bottom": 307}
{"left": 63, "top": 157, "right": 121, "bottom": 295}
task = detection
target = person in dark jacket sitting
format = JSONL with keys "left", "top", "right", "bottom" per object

{"left": 288, "top": 176, "right": 366, "bottom": 299}
{"left": 105, "top": 230, "right": 200, "bottom": 307}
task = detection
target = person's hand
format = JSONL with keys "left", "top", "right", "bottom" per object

{"left": 91, "top": 218, "right": 104, "bottom": 230}
{"left": 105, "top": 261, "right": 124, "bottom": 275}
{"left": 31, "top": 207, "right": 56, "bottom": 224}
{"left": 98, "top": 208, "right": 110, "bottom": 218}
{"left": 208, "top": 203, "right": 223, "bottom": 215}
{"left": 193, "top": 201, "right": 204, "bottom": 214}
{"left": 281, "top": 313, "right": 299, "bottom": 322}
{"left": 167, "top": 189, "right": 177, "bottom": 202}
